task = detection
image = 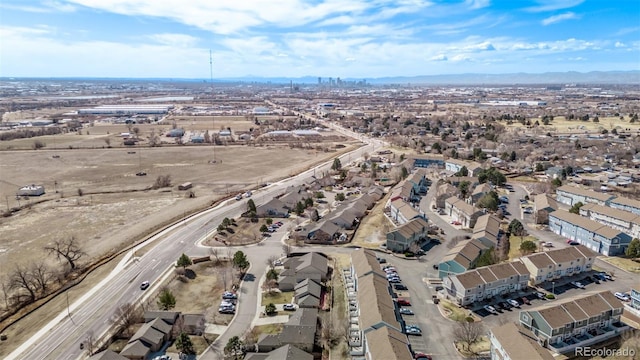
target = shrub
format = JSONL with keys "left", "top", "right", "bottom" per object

{"left": 545, "top": 294, "right": 555, "bottom": 299}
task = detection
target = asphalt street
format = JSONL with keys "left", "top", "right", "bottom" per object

{"left": 8, "top": 121, "right": 382, "bottom": 360}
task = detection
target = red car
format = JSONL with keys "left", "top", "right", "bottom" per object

{"left": 396, "top": 298, "right": 411, "bottom": 306}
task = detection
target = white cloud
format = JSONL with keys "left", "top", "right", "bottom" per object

{"left": 542, "top": 12, "right": 579, "bottom": 26}
{"left": 0, "top": 0, "right": 76, "bottom": 13}
{"left": 429, "top": 54, "right": 448, "bottom": 61}
{"left": 615, "top": 41, "right": 626, "bottom": 48}
{"left": 524, "top": 0, "right": 584, "bottom": 12}
{"left": 450, "top": 54, "right": 472, "bottom": 62}
{"left": 465, "top": 0, "right": 491, "bottom": 10}
{"left": 147, "top": 33, "right": 199, "bottom": 47}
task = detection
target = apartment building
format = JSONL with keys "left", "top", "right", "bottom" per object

{"left": 490, "top": 323, "right": 555, "bottom": 360}
{"left": 445, "top": 159, "right": 483, "bottom": 176}
{"left": 519, "top": 291, "right": 627, "bottom": 354}
{"left": 549, "top": 210, "right": 632, "bottom": 256}
{"left": 580, "top": 203, "right": 640, "bottom": 239}
{"left": 438, "top": 239, "right": 489, "bottom": 279}
{"left": 609, "top": 196, "right": 640, "bottom": 215}
{"left": 555, "top": 185, "right": 615, "bottom": 207}
{"left": 534, "top": 194, "right": 558, "bottom": 224}
{"left": 520, "top": 245, "right": 597, "bottom": 285}
{"left": 443, "top": 261, "right": 530, "bottom": 306}
{"left": 386, "top": 218, "right": 429, "bottom": 253}
{"left": 444, "top": 196, "right": 483, "bottom": 228}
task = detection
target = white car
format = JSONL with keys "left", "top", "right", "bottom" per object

{"left": 571, "top": 281, "right": 585, "bottom": 289}
{"left": 283, "top": 304, "right": 296, "bottom": 311}
{"left": 483, "top": 305, "right": 498, "bottom": 314}
{"left": 614, "top": 292, "right": 630, "bottom": 301}
{"left": 507, "top": 299, "right": 520, "bottom": 308}
{"left": 543, "top": 242, "right": 554, "bottom": 247}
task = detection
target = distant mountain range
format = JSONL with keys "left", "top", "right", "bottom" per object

{"left": 3, "top": 70, "right": 639, "bottom": 85}
{"left": 219, "top": 71, "right": 640, "bottom": 85}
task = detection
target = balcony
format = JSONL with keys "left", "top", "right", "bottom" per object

{"left": 548, "top": 323, "right": 630, "bottom": 354}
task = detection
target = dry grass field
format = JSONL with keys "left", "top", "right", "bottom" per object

{"left": 505, "top": 116, "right": 640, "bottom": 134}
{"left": 0, "top": 141, "right": 358, "bottom": 274}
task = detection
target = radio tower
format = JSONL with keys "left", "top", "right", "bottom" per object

{"left": 210, "top": 49, "right": 216, "bottom": 163}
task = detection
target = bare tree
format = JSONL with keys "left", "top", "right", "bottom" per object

{"left": 266, "top": 255, "right": 279, "bottom": 270}
{"left": 30, "top": 261, "right": 52, "bottom": 294}
{"left": 111, "top": 302, "right": 142, "bottom": 336}
{"left": 1, "top": 277, "right": 12, "bottom": 310}
{"left": 453, "top": 320, "right": 485, "bottom": 351}
{"left": 209, "top": 247, "right": 220, "bottom": 265}
{"left": 261, "top": 279, "right": 278, "bottom": 294}
{"left": 10, "top": 264, "right": 37, "bottom": 302}
{"left": 44, "top": 236, "right": 85, "bottom": 270}
{"left": 84, "top": 330, "right": 96, "bottom": 355}
{"left": 132, "top": 127, "right": 140, "bottom": 138}
{"left": 282, "top": 243, "right": 292, "bottom": 258}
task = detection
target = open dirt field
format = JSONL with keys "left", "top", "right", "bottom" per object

{"left": 0, "top": 142, "right": 358, "bottom": 273}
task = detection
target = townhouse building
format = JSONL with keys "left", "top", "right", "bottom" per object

{"left": 443, "top": 261, "right": 530, "bottom": 306}
{"left": 388, "top": 198, "right": 425, "bottom": 225}
{"left": 445, "top": 159, "right": 483, "bottom": 176}
{"left": 534, "top": 194, "right": 558, "bottom": 224}
{"left": 386, "top": 218, "right": 429, "bottom": 253}
{"left": 411, "top": 154, "right": 445, "bottom": 168}
{"left": 609, "top": 196, "right": 640, "bottom": 215}
{"left": 471, "top": 214, "right": 503, "bottom": 249}
{"left": 445, "top": 196, "right": 483, "bottom": 228}
{"left": 555, "top": 185, "right": 615, "bottom": 207}
{"left": 519, "top": 291, "right": 627, "bottom": 354}
{"left": 520, "top": 245, "right": 596, "bottom": 286}
{"left": 438, "top": 239, "right": 489, "bottom": 279}
{"left": 490, "top": 323, "right": 555, "bottom": 360}
{"left": 580, "top": 203, "right": 640, "bottom": 239}
{"left": 548, "top": 210, "right": 632, "bottom": 256}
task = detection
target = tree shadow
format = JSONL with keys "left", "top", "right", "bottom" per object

{"left": 185, "top": 269, "right": 196, "bottom": 279}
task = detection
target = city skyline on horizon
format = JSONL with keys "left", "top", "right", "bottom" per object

{"left": 1, "top": 0, "right": 639, "bottom": 79}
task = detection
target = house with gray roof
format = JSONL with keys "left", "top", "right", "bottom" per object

{"left": 555, "top": 185, "right": 615, "bottom": 206}
{"left": 294, "top": 278, "right": 322, "bottom": 308}
{"left": 278, "top": 252, "right": 328, "bottom": 291}
{"left": 305, "top": 221, "right": 341, "bottom": 244}
{"left": 245, "top": 345, "right": 313, "bottom": 360}
{"left": 256, "top": 308, "right": 318, "bottom": 352}
{"left": 89, "top": 350, "right": 128, "bottom": 360}
{"left": 256, "top": 198, "right": 289, "bottom": 218}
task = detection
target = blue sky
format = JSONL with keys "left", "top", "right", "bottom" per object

{"left": 1, "top": 0, "right": 639, "bottom": 78}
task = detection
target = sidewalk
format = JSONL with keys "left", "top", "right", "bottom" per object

{"left": 252, "top": 315, "right": 289, "bottom": 326}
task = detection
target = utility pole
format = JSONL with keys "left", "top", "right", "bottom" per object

{"left": 210, "top": 49, "right": 216, "bottom": 164}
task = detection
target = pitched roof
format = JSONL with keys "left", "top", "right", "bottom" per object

{"left": 529, "top": 291, "right": 624, "bottom": 330}
{"left": 473, "top": 214, "right": 501, "bottom": 237}
{"left": 534, "top": 194, "right": 558, "bottom": 211}
{"left": 441, "top": 239, "right": 488, "bottom": 269}
{"left": 89, "top": 350, "right": 128, "bottom": 360}
{"left": 357, "top": 274, "right": 400, "bottom": 331}
{"left": 581, "top": 203, "right": 640, "bottom": 223}
{"left": 120, "top": 340, "right": 150, "bottom": 358}
{"left": 452, "top": 261, "right": 528, "bottom": 288}
{"left": 445, "top": 196, "right": 480, "bottom": 216}
{"left": 609, "top": 196, "right": 640, "bottom": 209}
{"left": 147, "top": 317, "right": 172, "bottom": 334}
{"left": 295, "top": 278, "right": 322, "bottom": 298}
{"left": 129, "top": 322, "right": 165, "bottom": 346}
{"left": 386, "top": 218, "right": 429, "bottom": 240}
{"left": 490, "top": 323, "right": 555, "bottom": 360}
{"left": 523, "top": 245, "right": 597, "bottom": 268}
{"left": 365, "top": 326, "right": 413, "bottom": 360}
{"left": 143, "top": 311, "right": 179, "bottom": 324}
{"left": 261, "top": 345, "right": 313, "bottom": 360}
{"left": 550, "top": 210, "right": 627, "bottom": 240}
{"left": 351, "top": 248, "right": 386, "bottom": 279}
{"left": 556, "top": 185, "right": 614, "bottom": 202}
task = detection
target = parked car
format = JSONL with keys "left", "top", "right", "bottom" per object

{"left": 521, "top": 297, "right": 531, "bottom": 305}
{"left": 499, "top": 301, "right": 512, "bottom": 310}
{"left": 396, "top": 299, "right": 411, "bottom": 306}
{"left": 399, "top": 308, "right": 414, "bottom": 315}
{"left": 543, "top": 242, "right": 554, "bottom": 247}
{"left": 414, "top": 352, "right": 432, "bottom": 360}
{"left": 507, "top": 299, "right": 521, "bottom": 308}
{"left": 235, "top": 194, "right": 243, "bottom": 200}
{"left": 222, "top": 291, "right": 238, "bottom": 300}
{"left": 140, "top": 281, "right": 150, "bottom": 290}
{"left": 571, "top": 281, "right": 586, "bottom": 289}
{"left": 394, "top": 284, "right": 408, "bottom": 291}
{"left": 283, "top": 303, "right": 296, "bottom": 311}
{"left": 434, "top": 285, "right": 444, "bottom": 291}
{"left": 535, "top": 292, "right": 546, "bottom": 299}
{"left": 377, "top": 257, "right": 387, "bottom": 264}
{"left": 388, "top": 278, "right": 401, "bottom": 283}
{"left": 593, "top": 273, "right": 606, "bottom": 281}
{"left": 614, "top": 292, "right": 631, "bottom": 302}
{"left": 601, "top": 272, "right": 614, "bottom": 281}
{"left": 219, "top": 307, "right": 235, "bottom": 314}
{"left": 523, "top": 207, "right": 533, "bottom": 214}
{"left": 483, "top": 305, "right": 498, "bottom": 314}
{"left": 406, "top": 327, "right": 422, "bottom": 336}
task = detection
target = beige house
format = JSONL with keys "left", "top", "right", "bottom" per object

{"left": 534, "top": 194, "right": 558, "bottom": 224}
{"left": 490, "top": 323, "right": 555, "bottom": 360}
{"left": 520, "top": 245, "right": 597, "bottom": 285}
{"left": 444, "top": 196, "right": 483, "bottom": 228}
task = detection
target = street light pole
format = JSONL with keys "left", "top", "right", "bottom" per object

{"left": 552, "top": 281, "right": 555, "bottom": 296}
